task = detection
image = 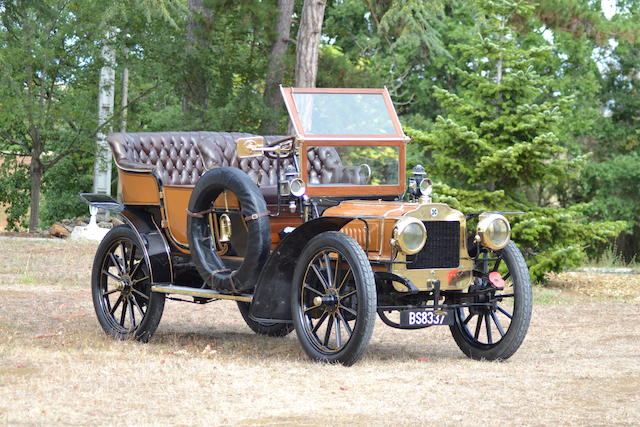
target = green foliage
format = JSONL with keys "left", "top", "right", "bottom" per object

{"left": 426, "top": 177, "right": 626, "bottom": 281}
{"left": 40, "top": 153, "right": 95, "bottom": 228}
{"left": 0, "top": 0, "right": 637, "bottom": 279}
{"left": 0, "top": 157, "right": 30, "bottom": 230}
{"left": 0, "top": 0, "right": 104, "bottom": 229}
{"left": 404, "top": 0, "right": 628, "bottom": 281}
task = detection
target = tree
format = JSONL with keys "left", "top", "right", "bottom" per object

{"left": 0, "top": 0, "right": 104, "bottom": 232}
{"left": 408, "top": 0, "right": 625, "bottom": 279}
{"left": 183, "top": 0, "right": 211, "bottom": 122}
{"left": 262, "top": 0, "right": 295, "bottom": 134}
{"left": 295, "top": 0, "right": 327, "bottom": 87}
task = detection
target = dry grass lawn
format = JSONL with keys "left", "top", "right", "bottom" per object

{"left": 1, "top": 236, "right": 639, "bottom": 426}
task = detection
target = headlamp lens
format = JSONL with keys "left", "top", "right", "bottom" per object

{"left": 394, "top": 218, "right": 427, "bottom": 255}
{"left": 477, "top": 214, "right": 511, "bottom": 250}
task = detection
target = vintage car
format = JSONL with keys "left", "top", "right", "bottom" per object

{"left": 82, "top": 87, "right": 532, "bottom": 366}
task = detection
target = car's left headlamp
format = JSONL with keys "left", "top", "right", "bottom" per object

{"left": 477, "top": 214, "right": 511, "bottom": 250}
{"left": 392, "top": 217, "right": 427, "bottom": 255}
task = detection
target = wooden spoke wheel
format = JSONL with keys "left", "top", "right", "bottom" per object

{"left": 291, "top": 232, "right": 376, "bottom": 366}
{"left": 450, "top": 241, "right": 532, "bottom": 360}
{"left": 91, "top": 225, "right": 165, "bottom": 342}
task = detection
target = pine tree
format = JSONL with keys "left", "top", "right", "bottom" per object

{"left": 420, "top": 0, "right": 578, "bottom": 197}
{"left": 410, "top": 0, "right": 625, "bottom": 280}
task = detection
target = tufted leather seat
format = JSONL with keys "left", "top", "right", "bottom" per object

{"left": 196, "top": 133, "right": 294, "bottom": 186}
{"left": 109, "top": 133, "right": 206, "bottom": 186}
{"left": 107, "top": 132, "right": 352, "bottom": 188}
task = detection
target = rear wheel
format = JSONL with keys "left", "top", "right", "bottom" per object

{"left": 291, "top": 232, "right": 376, "bottom": 366}
{"left": 449, "top": 241, "right": 532, "bottom": 360}
{"left": 91, "top": 225, "right": 165, "bottom": 342}
{"left": 237, "top": 302, "right": 293, "bottom": 337}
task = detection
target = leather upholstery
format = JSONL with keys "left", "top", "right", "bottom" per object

{"left": 107, "top": 132, "right": 346, "bottom": 187}
{"left": 108, "top": 133, "right": 206, "bottom": 186}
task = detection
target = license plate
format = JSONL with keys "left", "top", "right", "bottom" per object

{"left": 400, "top": 309, "right": 453, "bottom": 327}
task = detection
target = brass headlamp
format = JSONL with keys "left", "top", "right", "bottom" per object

{"left": 476, "top": 213, "right": 511, "bottom": 250}
{"left": 392, "top": 217, "right": 427, "bottom": 255}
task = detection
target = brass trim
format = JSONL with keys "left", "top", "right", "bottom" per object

{"left": 151, "top": 284, "right": 252, "bottom": 302}
{"left": 390, "top": 203, "right": 474, "bottom": 292}
{"left": 115, "top": 163, "right": 155, "bottom": 174}
{"left": 236, "top": 136, "right": 265, "bottom": 158}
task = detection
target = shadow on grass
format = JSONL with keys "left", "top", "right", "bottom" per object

{"left": 147, "top": 325, "right": 465, "bottom": 364}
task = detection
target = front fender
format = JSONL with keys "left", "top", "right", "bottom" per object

{"left": 249, "top": 216, "right": 355, "bottom": 322}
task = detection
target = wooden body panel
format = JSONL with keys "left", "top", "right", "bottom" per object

{"left": 323, "top": 200, "right": 419, "bottom": 218}
{"left": 138, "top": 180, "right": 304, "bottom": 253}
{"left": 162, "top": 186, "right": 193, "bottom": 247}
{"left": 269, "top": 214, "right": 303, "bottom": 246}
{"left": 119, "top": 170, "right": 161, "bottom": 205}
{"left": 324, "top": 200, "right": 421, "bottom": 260}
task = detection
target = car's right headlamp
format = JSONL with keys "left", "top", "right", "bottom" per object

{"left": 477, "top": 214, "right": 511, "bottom": 250}
{"left": 392, "top": 217, "right": 427, "bottom": 255}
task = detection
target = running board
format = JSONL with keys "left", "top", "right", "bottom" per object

{"left": 151, "top": 284, "right": 252, "bottom": 303}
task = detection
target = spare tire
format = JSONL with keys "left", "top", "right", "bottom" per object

{"left": 187, "top": 167, "right": 271, "bottom": 292}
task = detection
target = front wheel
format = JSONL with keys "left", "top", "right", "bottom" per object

{"left": 449, "top": 241, "right": 532, "bottom": 360}
{"left": 91, "top": 225, "right": 165, "bottom": 342}
{"left": 291, "top": 231, "right": 376, "bottom": 366}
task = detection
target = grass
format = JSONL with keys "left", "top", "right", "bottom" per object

{"left": 585, "top": 245, "right": 639, "bottom": 271}
{"left": 1, "top": 236, "right": 639, "bottom": 425}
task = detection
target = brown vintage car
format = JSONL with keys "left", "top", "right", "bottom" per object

{"left": 82, "top": 87, "right": 532, "bottom": 365}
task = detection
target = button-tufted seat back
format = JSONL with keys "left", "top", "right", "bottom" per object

{"left": 108, "top": 132, "right": 344, "bottom": 187}
{"left": 196, "top": 133, "right": 295, "bottom": 186}
{"left": 108, "top": 133, "right": 206, "bottom": 186}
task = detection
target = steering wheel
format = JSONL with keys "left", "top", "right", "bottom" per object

{"left": 359, "top": 163, "right": 372, "bottom": 184}
{"left": 264, "top": 136, "right": 296, "bottom": 160}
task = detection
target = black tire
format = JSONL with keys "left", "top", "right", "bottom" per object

{"left": 291, "top": 231, "right": 376, "bottom": 366}
{"left": 449, "top": 241, "right": 532, "bottom": 360}
{"left": 187, "top": 167, "right": 271, "bottom": 292}
{"left": 91, "top": 225, "right": 165, "bottom": 342}
{"left": 236, "top": 302, "right": 294, "bottom": 337}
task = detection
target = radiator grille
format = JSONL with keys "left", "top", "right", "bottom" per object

{"left": 406, "top": 221, "right": 460, "bottom": 269}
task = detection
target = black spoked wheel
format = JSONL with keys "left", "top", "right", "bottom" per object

{"left": 236, "top": 301, "right": 294, "bottom": 337}
{"left": 450, "top": 241, "right": 532, "bottom": 360}
{"left": 291, "top": 231, "right": 376, "bottom": 366}
{"left": 91, "top": 225, "right": 165, "bottom": 342}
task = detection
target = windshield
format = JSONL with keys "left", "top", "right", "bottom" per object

{"left": 292, "top": 93, "right": 396, "bottom": 135}
{"left": 307, "top": 146, "right": 399, "bottom": 186}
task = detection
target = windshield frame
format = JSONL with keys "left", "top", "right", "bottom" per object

{"left": 281, "top": 87, "right": 408, "bottom": 141}
{"left": 299, "top": 139, "right": 406, "bottom": 197}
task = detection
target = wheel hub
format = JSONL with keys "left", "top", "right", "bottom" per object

{"left": 118, "top": 275, "right": 133, "bottom": 296}
{"left": 313, "top": 289, "right": 339, "bottom": 312}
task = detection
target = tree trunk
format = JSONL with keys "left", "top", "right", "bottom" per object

{"left": 118, "top": 47, "right": 129, "bottom": 203}
{"left": 121, "top": 47, "right": 129, "bottom": 133}
{"left": 184, "top": 0, "right": 210, "bottom": 119}
{"left": 294, "top": 0, "right": 327, "bottom": 88}
{"left": 262, "top": 0, "right": 295, "bottom": 134}
{"left": 93, "top": 38, "right": 115, "bottom": 196}
{"left": 28, "top": 156, "right": 43, "bottom": 233}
